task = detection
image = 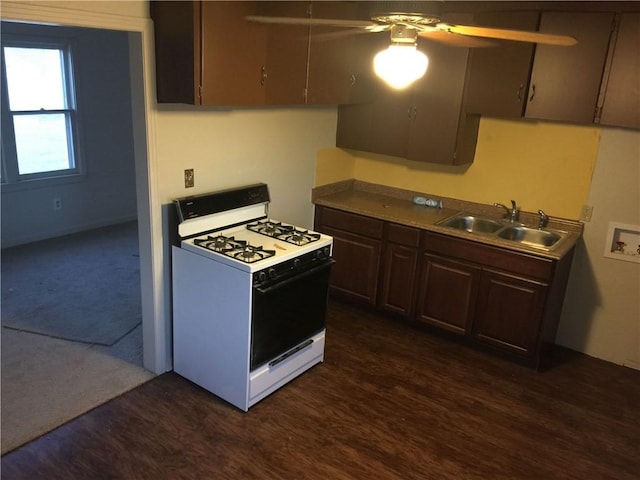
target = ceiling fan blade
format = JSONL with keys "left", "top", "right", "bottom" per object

{"left": 417, "top": 29, "right": 496, "bottom": 48}
{"left": 311, "top": 28, "right": 388, "bottom": 42}
{"left": 245, "top": 15, "right": 376, "bottom": 29}
{"left": 440, "top": 23, "right": 578, "bottom": 46}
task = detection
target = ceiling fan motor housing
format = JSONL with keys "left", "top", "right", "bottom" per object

{"left": 370, "top": 0, "right": 442, "bottom": 23}
{"left": 388, "top": 24, "right": 420, "bottom": 44}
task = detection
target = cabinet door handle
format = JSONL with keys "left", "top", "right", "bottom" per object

{"left": 407, "top": 106, "right": 417, "bottom": 120}
{"left": 529, "top": 84, "right": 536, "bottom": 102}
{"left": 260, "top": 65, "right": 267, "bottom": 86}
{"left": 516, "top": 84, "right": 524, "bottom": 102}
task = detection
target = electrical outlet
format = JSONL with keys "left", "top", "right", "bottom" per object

{"left": 53, "top": 198, "right": 62, "bottom": 211}
{"left": 184, "top": 169, "right": 194, "bottom": 188}
{"left": 580, "top": 204, "right": 593, "bottom": 222}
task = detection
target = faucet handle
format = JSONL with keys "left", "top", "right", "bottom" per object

{"left": 537, "top": 209, "right": 549, "bottom": 229}
{"left": 509, "top": 200, "right": 520, "bottom": 222}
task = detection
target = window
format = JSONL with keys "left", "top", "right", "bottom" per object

{"left": 1, "top": 35, "right": 80, "bottom": 184}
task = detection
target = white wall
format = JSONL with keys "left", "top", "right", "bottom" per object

{"left": 557, "top": 128, "right": 640, "bottom": 369}
{"left": 1, "top": 22, "right": 137, "bottom": 247}
{"left": 156, "top": 106, "right": 337, "bottom": 229}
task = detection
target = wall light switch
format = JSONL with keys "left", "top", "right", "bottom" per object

{"left": 580, "top": 205, "right": 593, "bottom": 222}
{"left": 184, "top": 169, "right": 194, "bottom": 188}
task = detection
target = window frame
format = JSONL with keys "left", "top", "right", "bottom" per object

{"left": 1, "top": 33, "right": 84, "bottom": 187}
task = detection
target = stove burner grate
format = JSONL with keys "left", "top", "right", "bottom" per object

{"left": 194, "top": 234, "right": 240, "bottom": 253}
{"left": 278, "top": 229, "right": 321, "bottom": 246}
{"left": 193, "top": 234, "right": 276, "bottom": 263}
{"left": 246, "top": 220, "right": 320, "bottom": 246}
{"left": 228, "top": 244, "right": 276, "bottom": 263}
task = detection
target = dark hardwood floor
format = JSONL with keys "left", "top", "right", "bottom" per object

{"left": 2, "top": 300, "right": 639, "bottom": 479}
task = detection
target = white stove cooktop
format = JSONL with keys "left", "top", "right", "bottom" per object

{"left": 181, "top": 220, "right": 332, "bottom": 273}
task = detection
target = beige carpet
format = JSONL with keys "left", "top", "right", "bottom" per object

{"left": 1, "top": 222, "right": 154, "bottom": 454}
{"left": 1, "top": 327, "right": 153, "bottom": 454}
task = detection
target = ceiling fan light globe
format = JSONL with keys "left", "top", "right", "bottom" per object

{"left": 373, "top": 44, "right": 428, "bottom": 90}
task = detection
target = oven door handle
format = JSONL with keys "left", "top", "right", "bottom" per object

{"left": 255, "top": 259, "right": 335, "bottom": 295}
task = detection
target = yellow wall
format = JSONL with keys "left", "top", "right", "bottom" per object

{"left": 316, "top": 117, "right": 601, "bottom": 220}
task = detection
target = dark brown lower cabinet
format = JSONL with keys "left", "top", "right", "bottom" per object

{"left": 315, "top": 206, "right": 575, "bottom": 368}
{"left": 324, "top": 228, "right": 381, "bottom": 305}
{"left": 420, "top": 231, "right": 572, "bottom": 368}
{"left": 315, "top": 207, "right": 383, "bottom": 306}
{"left": 473, "top": 269, "right": 547, "bottom": 358}
{"left": 416, "top": 254, "right": 480, "bottom": 335}
{"left": 378, "top": 224, "right": 420, "bottom": 316}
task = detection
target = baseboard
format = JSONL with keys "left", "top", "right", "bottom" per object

{"left": 1, "top": 215, "right": 138, "bottom": 249}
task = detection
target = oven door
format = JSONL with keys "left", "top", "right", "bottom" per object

{"left": 250, "top": 260, "right": 333, "bottom": 371}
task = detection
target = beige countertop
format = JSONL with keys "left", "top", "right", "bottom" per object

{"left": 312, "top": 180, "right": 583, "bottom": 261}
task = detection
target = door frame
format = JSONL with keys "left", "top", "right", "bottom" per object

{"left": 1, "top": 1, "right": 170, "bottom": 374}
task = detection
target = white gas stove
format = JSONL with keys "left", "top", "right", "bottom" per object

{"left": 172, "top": 184, "right": 333, "bottom": 411}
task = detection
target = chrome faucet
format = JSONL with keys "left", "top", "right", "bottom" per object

{"left": 537, "top": 209, "right": 549, "bottom": 229}
{"left": 494, "top": 200, "right": 520, "bottom": 223}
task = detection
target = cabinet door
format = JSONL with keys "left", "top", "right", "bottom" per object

{"left": 379, "top": 244, "right": 418, "bottom": 316}
{"left": 150, "top": 1, "right": 199, "bottom": 104}
{"left": 335, "top": 33, "right": 388, "bottom": 151}
{"left": 336, "top": 103, "right": 375, "bottom": 151}
{"left": 473, "top": 269, "right": 547, "bottom": 359}
{"left": 378, "top": 224, "right": 420, "bottom": 316}
{"left": 525, "top": 11, "right": 614, "bottom": 124}
{"left": 306, "top": 1, "right": 372, "bottom": 105}
{"left": 464, "top": 11, "right": 539, "bottom": 118}
{"left": 323, "top": 227, "right": 382, "bottom": 306}
{"left": 599, "top": 13, "right": 640, "bottom": 129}
{"left": 259, "top": 1, "right": 309, "bottom": 105}
{"left": 416, "top": 254, "right": 481, "bottom": 336}
{"left": 369, "top": 88, "right": 413, "bottom": 158}
{"left": 200, "top": 1, "right": 267, "bottom": 106}
{"left": 408, "top": 38, "right": 470, "bottom": 164}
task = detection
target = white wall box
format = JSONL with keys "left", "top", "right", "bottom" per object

{"left": 604, "top": 222, "right": 640, "bottom": 263}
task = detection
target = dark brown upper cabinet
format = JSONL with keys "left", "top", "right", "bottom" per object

{"left": 465, "top": 10, "right": 615, "bottom": 125}
{"left": 306, "top": 2, "right": 378, "bottom": 105}
{"left": 257, "top": 1, "right": 308, "bottom": 105}
{"left": 338, "top": 13, "right": 479, "bottom": 166}
{"left": 151, "top": 1, "right": 268, "bottom": 106}
{"left": 464, "top": 11, "right": 539, "bottom": 119}
{"left": 525, "top": 11, "right": 615, "bottom": 124}
{"left": 151, "top": 1, "right": 374, "bottom": 106}
{"left": 598, "top": 12, "right": 640, "bottom": 129}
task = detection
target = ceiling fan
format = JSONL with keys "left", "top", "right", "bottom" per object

{"left": 246, "top": 7, "right": 578, "bottom": 89}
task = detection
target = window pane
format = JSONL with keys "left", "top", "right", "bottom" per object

{"left": 4, "top": 46, "right": 66, "bottom": 111}
{"left": 13, "top": 114, "right": 73, "bottom": 174}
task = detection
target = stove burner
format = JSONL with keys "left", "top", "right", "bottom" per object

{"left": 279, "top": 228, "right": 321, "bottom": 246}
{"left": 247, "top": 220, "right": 291, "bottom": 238}
{"left": 229, "top": 244, "right": 276, "bottom": 263}
{"left": 193, "top": 234, "right": 276, "bottom": 264}
{"left": 246, "top": 220, "right": 320, "bottom": 246}
{"left": 194, "top": 235, "right": 238, "bottom": 253}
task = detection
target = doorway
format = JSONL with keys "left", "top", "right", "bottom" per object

{"left": 0, "top": 8, "right": 162, "bottom": 453}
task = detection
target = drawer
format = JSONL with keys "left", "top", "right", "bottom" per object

{"left": 387, "top": 223, "right": 420, "bottom": 247}
{"left": 320, "top": 208, "right": 384, "bottom": 239}
{"left": 423, "top": 231, "right": 554, "bottom": 282}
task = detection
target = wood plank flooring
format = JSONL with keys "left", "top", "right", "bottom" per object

{"left": 2, "top": 300, "right": 639, "bottom": 479}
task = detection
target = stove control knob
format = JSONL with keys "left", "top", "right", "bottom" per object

{"left": 316, "top": 248, "right": 327, "bottom": 260}
{"left": 293, "top": 258, "right": 301, "bottom": 270}
{"left": 268, "top": 268, "right": 277, "bottom": 279}
{"left": 257, "top": 271, "right": 266, "bottom": 283}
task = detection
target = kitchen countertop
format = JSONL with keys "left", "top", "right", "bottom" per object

{"left": 312, "top": 180, "right": 583, "bottom": 260}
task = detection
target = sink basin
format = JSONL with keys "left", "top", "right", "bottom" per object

{"left": 437, "top": 214, "right": 504, "bottom": 234}
{"left": 437, "top": 212, "right": 566, "bottom": 250}
{"left": 496, "top": 226, "right": 563, "bottom": 249}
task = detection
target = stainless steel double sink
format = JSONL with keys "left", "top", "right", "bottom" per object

{"left": 436, "top": 213, "right": 565, "bottom": 250}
